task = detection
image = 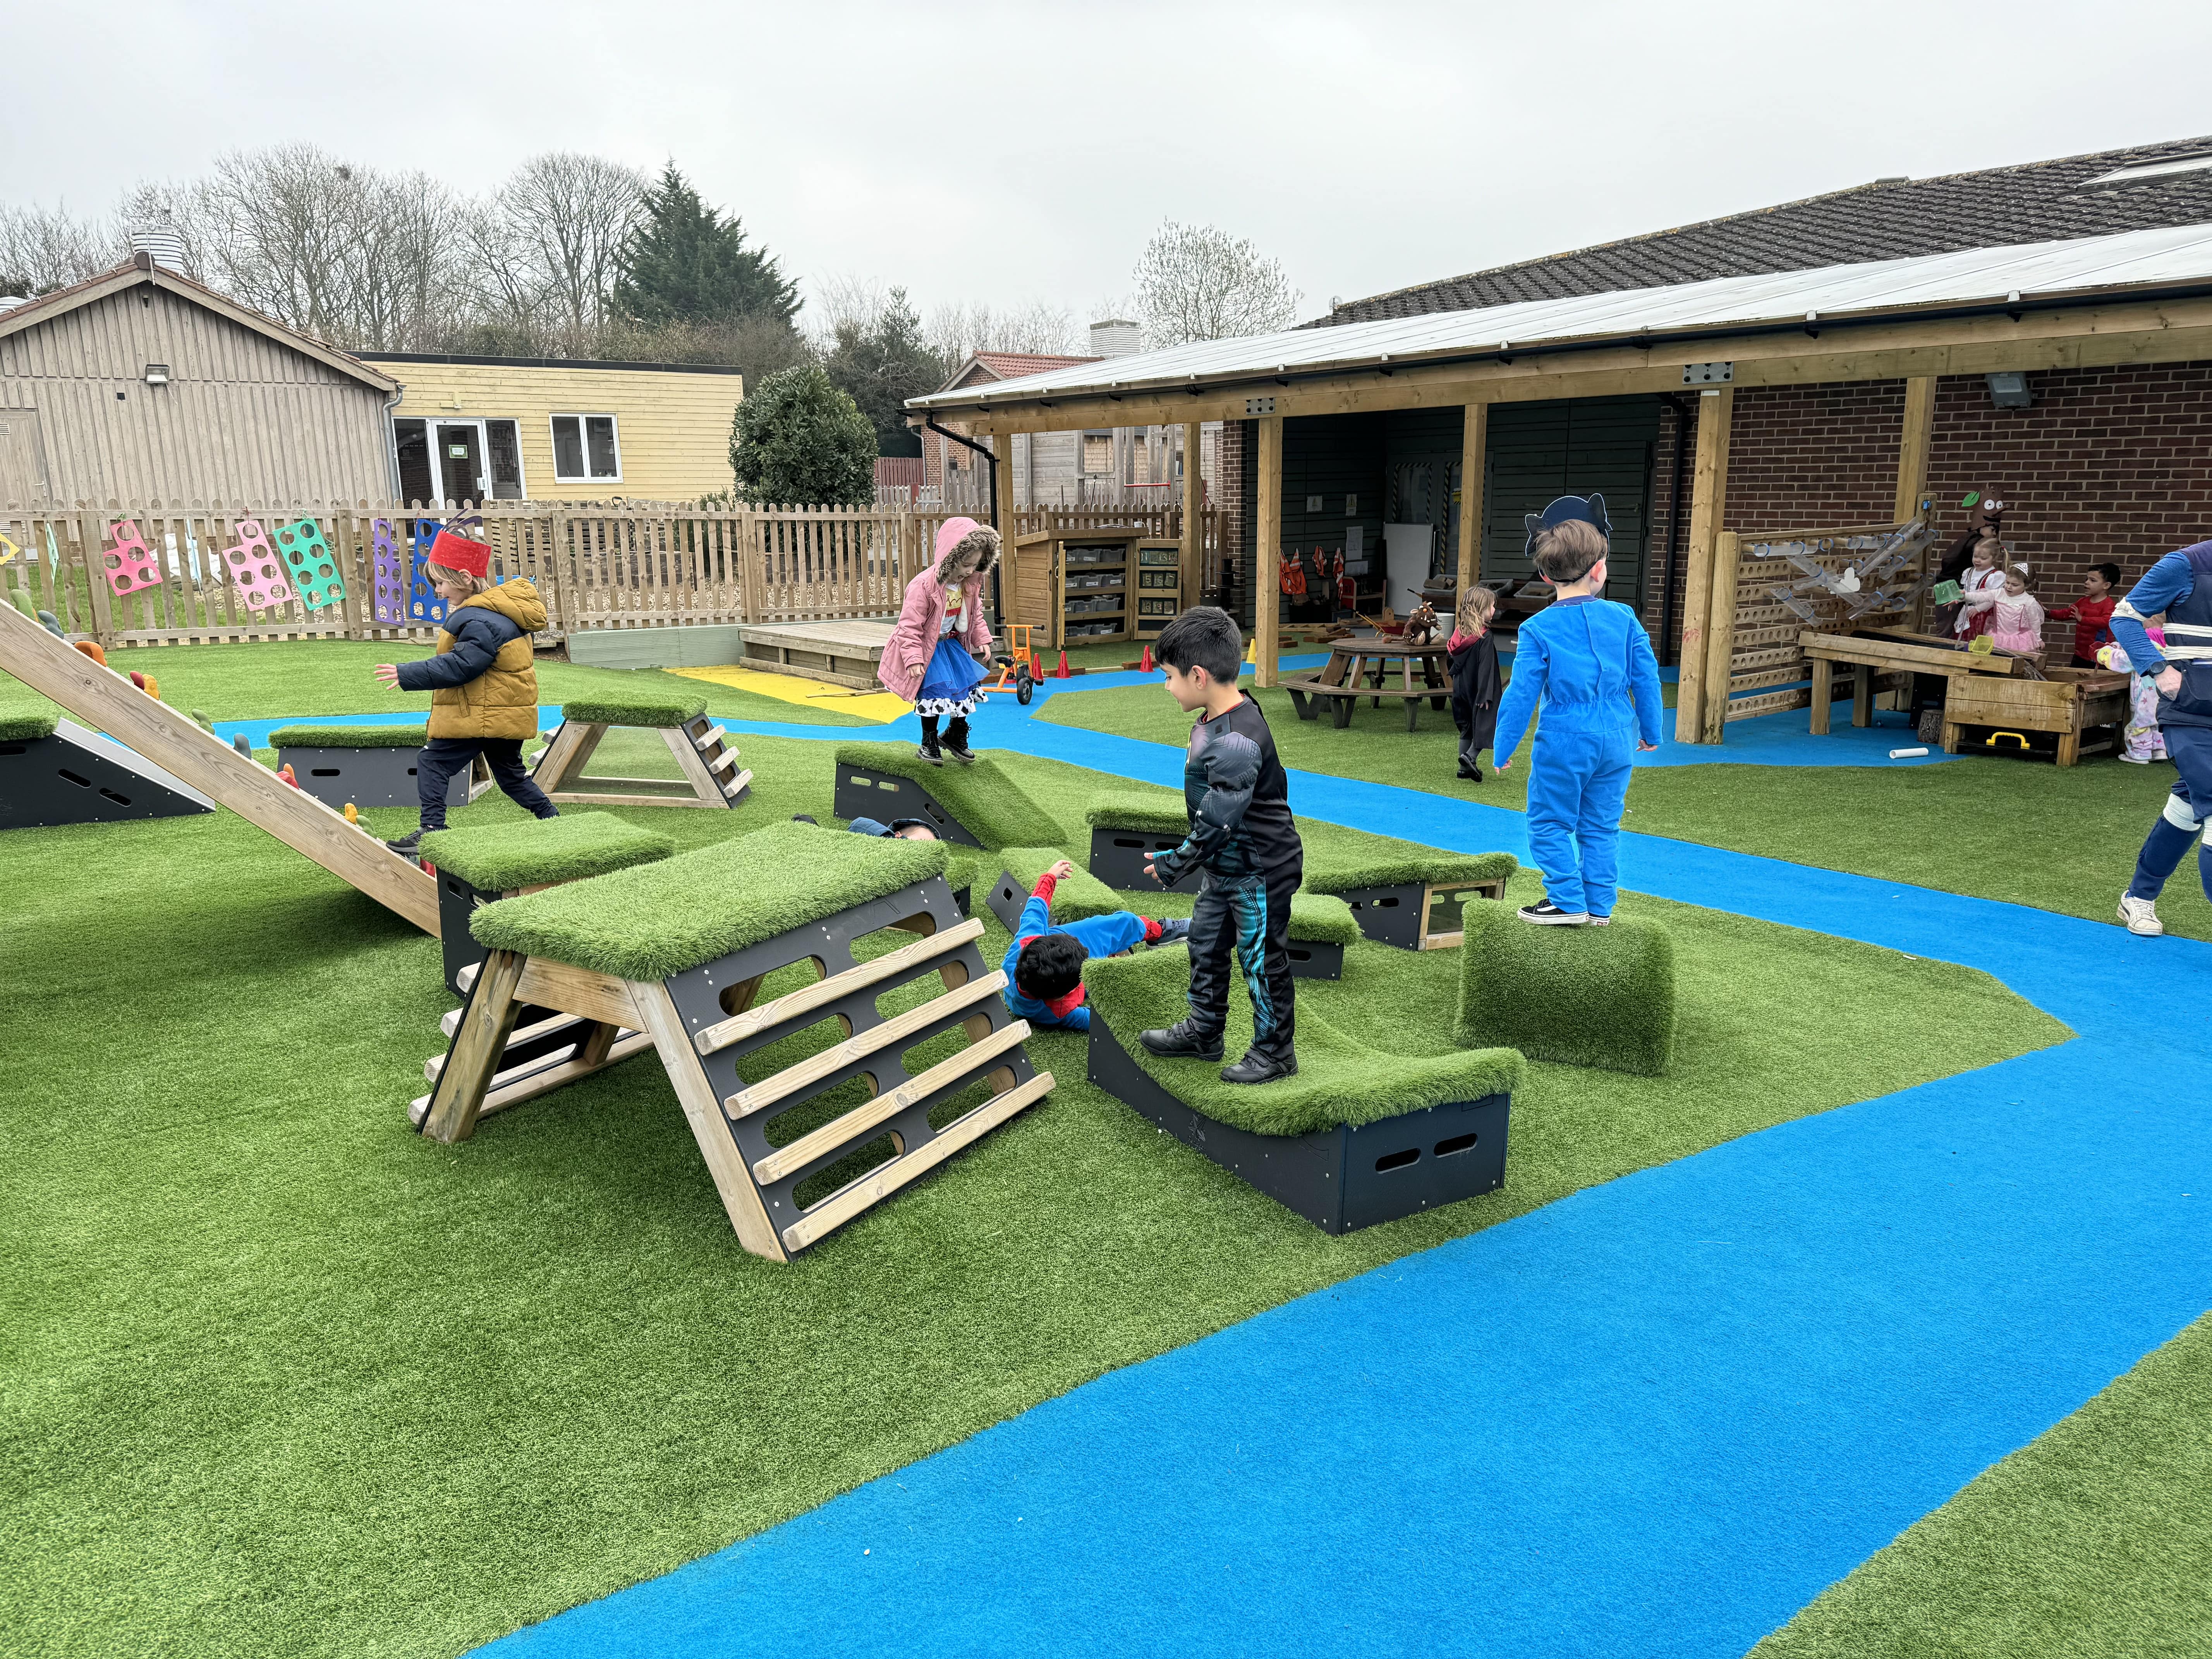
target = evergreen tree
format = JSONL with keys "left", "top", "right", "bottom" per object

{"left": 615, "top": 164, "right": 800, "bottom": 327}
{"left": 823, "top": 287, "right": 948, "bottom": 457}
{"left": 729, "top": 366, "right": 877, "bottom": 506}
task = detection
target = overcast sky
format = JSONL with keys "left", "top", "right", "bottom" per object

{"left": 5, "top": 0, "right": 2207, "bottom": 326}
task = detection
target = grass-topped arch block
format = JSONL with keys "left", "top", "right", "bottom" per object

{"left": 1455, "top": 901, "right": 1677, "bottom": 1077}
{"left": 269, "top": 725, "right": 489, "bottom": 813}
{"left": 832, "top": 743, "right": 1065, "bottom": 851}
{"left": 1083, "top": 946, "right": 1522, "bottom": 1233}
{"left": 531, "top": 696, "right": 750, "bottom": 810}
{"left": 1306, "top": 847, "right": 1518, "bottom": 951}
{"left": 419, "top": 821, "right": 1055, "bottom": 1261}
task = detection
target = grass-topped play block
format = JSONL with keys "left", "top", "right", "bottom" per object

{"left": 418, "top": 812, "right": 677, "bottom": 997}
{"left": 532, "top": 695, "right": 751, "bottom": 810}
{"left": 1306, "top": 846, "right": 1518, "bottom": 951}
{"left": 1455, "top": 901, "right": 1677, "bottom": 1077}
{"left": 0, "top": 710, "right": 215, "bottom": 831}
{"left": 1083, "top": 945, "right": 1522, "bottom": 1234}
{"left": 1084, "top": 796, "right": 1192, "bottom": 889}
{"left": 832, "top": 742, "right": 1065, "bottom": 850}
{"left": 421, "top": 819, "right": 1054, "bottom": 1261}
{"left": 270, "top": 723, "right": 489, "bottom": 812}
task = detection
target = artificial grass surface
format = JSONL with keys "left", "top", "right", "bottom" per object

{"left": 832, "top": 741, "right": 1068, "bottom": 848}
{"left": 1306, "top": 846, "right": 1520, "bottom": 893}
{"left": 996, "top": 846, "right": 1125, "bottom": 919}
{"left": 268, "top": 723, "right": 428, "bottom": 748}
{"left": 420, "top": 813, "right": 676, "bottom": 892}
{"left": 1752, "top": 1312, "right": 2212, "bottom": 1659}
{"left": 0, "top": 719, "right": 2076, "bottom": 1659}
{"left": 0, "top": 709, "right": 57, "bottom": 740}
{"left": 558, "top": 695, "right": 706, "bottom": 728}
{"left": 1084, "top": 943, "right": 1528, "bottom": 1135}
{"left": 1041, "top": 679, "right": 2212, "bottom": 941}
{"left": 1456, "top": 902, "right": 1677, "bottom": 1076}
{"left": 471, "top": 819, "right": 948, "bottom": 981}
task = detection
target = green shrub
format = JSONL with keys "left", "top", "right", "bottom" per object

{"left": 730, "top": 366, "right": 876, "bottom": 507}
{"left": 1454, "top": 902, "right": 1676, "bottom": 1076}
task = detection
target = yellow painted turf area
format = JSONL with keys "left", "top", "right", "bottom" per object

{"left": 665, "top": 663, "right": 910, "bottom": 723}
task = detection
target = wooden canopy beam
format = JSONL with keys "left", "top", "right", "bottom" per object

{"left": 1254, "top": 415, "right": 1283, "bottom": 689}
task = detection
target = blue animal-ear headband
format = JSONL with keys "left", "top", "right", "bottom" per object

{"left": 1523, "top": 493, "right": 1611, "bottom": 558}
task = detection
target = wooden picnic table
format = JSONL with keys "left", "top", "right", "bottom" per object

{"left": 1282, "top": 637, "right": 1452, "bottom": 732}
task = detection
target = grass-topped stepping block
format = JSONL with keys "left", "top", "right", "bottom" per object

{"left": 1084, "top": 794, "right": 1190, "bottom": 889}
{"left": 0, "top": 710, "right": 214, "bottom": 832}
{"left": 0, "top": 711, "right": 60, "bottom": 742}
{"left": 1083, "top": 945, "right": 1523, "bottom": 1233}
{"left": 1455, "top": 901, "right": 1676, "bottom": 1077}
{"left": 268, "top": 723, "right": 487, "bottom": 812}
{"left": 533, "top": 695, "right": 750, "bottom": 811}
{"left": 832, "top": 742, "right": 1066, "bottom": 850}
{"left": 424, "top": 820, "right": 1054, "bottom": 1261}
{"left": 419, "top": 812, "right": 678, "bottom": 996}
{"left": 1305, "top": 847, "right": 1518, "bottom": 951}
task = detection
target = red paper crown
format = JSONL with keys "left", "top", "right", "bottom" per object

{"left": 427, "top": 527, "right": 489, "bottom": 579}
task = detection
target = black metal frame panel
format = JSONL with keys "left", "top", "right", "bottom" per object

{"left": 278, "top": 744, "right": 476, "bottom": 811}
{"left": 1087, "top": 823, "right": 1185, "bottom": 890}
{"left": 0, "top": 722, "right": 215, "bottom": 831}
{"left": 831, "top": 765, "right": 984, "bottom": 847}
{"left": 1087, "top": 1015, "right": 1507, "bottom": 1234}
{"left": 1332, "top": 881, "right": 1425, "bottom": 949}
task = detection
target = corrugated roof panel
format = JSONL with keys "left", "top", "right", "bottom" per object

{"left": 910, "top": 223, "right": 2212, "bottom": 409}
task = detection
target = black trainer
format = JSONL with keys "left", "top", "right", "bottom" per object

{"left": 1138, "top": 1020, "right": 1224, "bottom": 1061}
{"left": 1518, "top": 900, "right": 1589, "bottom": 926}
{"left": 1221, "top": 1046, "right": 1298, "bottom": 1085}
{"left": 385, "top": 830, "right": 424, "bottom": 857}
{"left": 790, "top": 814, "right": 819, "bottom": 824}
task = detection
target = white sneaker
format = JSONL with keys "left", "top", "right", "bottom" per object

{"left": 2118, "top": 894, "right": 2164, "bottom": 937}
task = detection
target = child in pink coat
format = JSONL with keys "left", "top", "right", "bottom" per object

{"left": 879, "top": 517, "right": 998, "bottom": 764}
{"left": 1965, "top": 567, "right": 2047, "bottom": 654}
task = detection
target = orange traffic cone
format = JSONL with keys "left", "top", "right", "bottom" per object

{"left": 1139, "top": 643, "right": 1153, "bottom": 672}
{"left": 1054, "top": 650, "right": 1071, "bottom": 679}
{"left": 1031, "top": 650, "right": 1044, "bottom": 677}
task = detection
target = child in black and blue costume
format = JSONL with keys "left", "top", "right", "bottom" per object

{"left": 1488, "top": 495, "right": 1664, "bottom": 925}
{"left": 2111, "top": 538, "right": 2212, "bottom": 936}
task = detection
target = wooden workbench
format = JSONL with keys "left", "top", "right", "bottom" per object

{"left": 1798, "top": 627, "right": 2023, "bottom": 736}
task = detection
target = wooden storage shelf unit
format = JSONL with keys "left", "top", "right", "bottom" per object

{"left": 1132, "top": 538, "right": 1182, "bottom": 639}
{"left": 1012, "top": 527, "right": 1165, "bottom": 650}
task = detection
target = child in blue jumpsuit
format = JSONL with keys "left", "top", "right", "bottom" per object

{"left": 1489, "top": 495, "right": 1665, "bottom": 925}
{"left": 2110, "top": 538, "right": 2212, "bottom": 936}
{"left": 1000, "top": 861, "right": 1189, "bottom": 1030}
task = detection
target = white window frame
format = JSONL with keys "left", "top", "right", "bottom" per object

{"left": 550, "top": 412, "right": 623, "bottom": 483}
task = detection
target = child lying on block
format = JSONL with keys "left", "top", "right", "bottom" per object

{"left": 1002, "top": 860, "right": 1189, "bottom": 1032}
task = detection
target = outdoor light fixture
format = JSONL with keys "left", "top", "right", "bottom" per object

{"left": 143, "top": 363, "right": 170, "bottom": 385}
{"left": 1985, "top": 371, "right": 2032, "bottom": 410}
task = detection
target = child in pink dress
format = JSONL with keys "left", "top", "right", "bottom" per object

{"left": 1953, "top": 543, "right": 2008, "bottom": 642}
{"left": 2101, "top": 629, "right": 2171, "bottom": 764}
{"left": 1966, "top": 568, "right": 2046, "bottom": 654}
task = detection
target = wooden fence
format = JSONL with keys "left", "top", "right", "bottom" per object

{"left": 0, "top": 499, "right": 1226, "bottom": 649}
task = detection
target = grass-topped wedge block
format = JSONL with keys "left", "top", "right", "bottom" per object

{"left": 1305, "top": 846, "right": 1518, "bottom": 951}
{"left": 425, "top": 819, "right": 1054, "bottom": 1261}
{"left": 419, "top": 813, "right": 678, "bottom": 996}
{"left": 1084, "top": 792, "right": 1192, "bottom": 888}
{"left": 982, "top": 847, "right": 1127, "bottom": 935}
{"left": 1083, "top": 946, "right": 1522, "bottom": 1234}
{"left": 1455, "top": 901, "right": 1676, "bottom": 1077}
{"left": 832, "top": 742, "right": 1065, "bottom": 850}
{"left": 269, "top": 723, "right": 485, "bottom": 813}
{"left": 533, "top": 695, "right": 749, "bottom": 811}
{"left": 0, "top": 711, "right": 215, "bottom": 832}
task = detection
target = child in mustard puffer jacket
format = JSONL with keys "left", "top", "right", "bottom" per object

{"left": 373, "top": 527, "right": 557, "bottom": 855}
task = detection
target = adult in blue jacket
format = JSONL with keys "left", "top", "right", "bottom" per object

{"left": 1489, "top": 495, "right": 1665, "bottom": 925}
{"left": 2110, "top": 538, "right": 2212, "bottom": 936}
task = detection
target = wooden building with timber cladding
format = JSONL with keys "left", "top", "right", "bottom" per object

{"left": 908, "top": 137, "right": 2212, "bottom": 745}
{"left": 0, "top": 252, "right": 398, "bottom": 507}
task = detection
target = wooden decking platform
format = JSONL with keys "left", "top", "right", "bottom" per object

{"left": 737, "top": 620, "right": 893, "bottom": 690}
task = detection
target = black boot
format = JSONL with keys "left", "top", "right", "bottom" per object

{"left": 1221, "top": 1046, "right": 1298, "bottom": 1085}
{"left": 916, "top": 714, "right": 943, "bottom": 765}
{"left": 945, "top": 717, "right": 975, "bottom": 764}
{"left": 1139, "top": 1019, "right": 1224, "bottom": 1061}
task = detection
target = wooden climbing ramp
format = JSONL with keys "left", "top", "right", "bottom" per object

{"left": 0, "top": 600, "right": 439, "bottom": 933}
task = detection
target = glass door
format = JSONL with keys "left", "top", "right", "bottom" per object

{"left": 434, "top": 422, "right": 486, "bottom": 505}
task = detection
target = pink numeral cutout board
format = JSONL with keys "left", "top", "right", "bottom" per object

{"left": 274, "top": 518, "right": 346, "bottom": 609}
{"left": 103, "top": 521, "right": 161, "bottom": 598}
{"left": 224, "top": 520, "right": 292, "bottom": 612}
{"left": 371, "top": 519, "right": 407, "bottom": 623}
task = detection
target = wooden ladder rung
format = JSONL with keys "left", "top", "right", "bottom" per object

{"left": 456, "top": 961, "right": 480, "bottom": 994}
{"left": 425, "top": 1011, "right": 591, "bottom": 1083}
{"left": 409, "top": 1030, "right": 652, "bottom": 1128}
{"left": 692, "top": 724, "right": 728, "bottom": 751}
{"left": 721, "top": 769, "right": 754, "bottom": 799}
{"left": 750, "top": 1019, "right": 1029, "bottom": 1186}
{"left": 779, "top": 1070, "right": 1055, "bottom": 1254}
{"left": 694, "top": 916, "right": 984, "bottom": 1056}
{"left": 706, "top": 745, "right": 741, "bottom": 775}
{"left": 724, "top": 970, "right": 1006, "bottom": 1120}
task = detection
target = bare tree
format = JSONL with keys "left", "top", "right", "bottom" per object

{"left": 0, "top": 200, "right": 118, "bottom": 295}
{"left": 354, "top": 170, "right": 470, "bottom": 351}
{"left": 809, "top": 271, "right": 889, "bottom": 348}
{"left": 923, "top": 296, "right": 1076, "bottom": 363}
{"left": 474, "top": 153, "right": 646, "bottom": 338}
{"left": 1132, "top": 220, "right": 1301, "bottom": 345}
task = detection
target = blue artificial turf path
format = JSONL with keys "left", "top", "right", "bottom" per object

{"left": 457, "top": 674, "right": 2212, "bottom": 1657}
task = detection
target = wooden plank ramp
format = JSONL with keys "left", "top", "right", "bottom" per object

{"left": 0, "top": 598, "right": 440, "bottom": 934}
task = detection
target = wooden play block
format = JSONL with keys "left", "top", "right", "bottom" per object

{"left": 532, "top": 708, "right": 752, "bottom": 809}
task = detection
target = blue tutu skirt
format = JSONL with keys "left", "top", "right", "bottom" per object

{"left": 914, "top": 635, "right": 986, "bottom": 716}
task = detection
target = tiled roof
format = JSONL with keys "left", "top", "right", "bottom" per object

{"left": 941, "top": 351, "right": 1103, "bottom": 392}
{"left": 1318, "top": 135, "right": 2212, "bottom": 326}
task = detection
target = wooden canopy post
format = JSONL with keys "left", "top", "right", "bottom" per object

{"left": 1254, "top": 415, "right": 1284, "bottom": 687}
{"left": 1456, "top": 400, "right": 1489, "bottom": 596}
{"left": 1181, "top": 419, "right": 1204, "bottom": 612}
{"left": 1699, "top": 529, "right": 1742, "bottom": 745}
{"left": 1894, "top": 376, "right": 1938, "bottom": 646}
{"left": 1673, "top": 387, "right": 1735, "bottom": 744}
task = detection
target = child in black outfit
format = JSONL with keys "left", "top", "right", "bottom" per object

{"left": 1137, "top": 607, "right": 1304, "bottom": 1085}
{"left": 1446, "top": 584, "right": 1502, "bottom": 781}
